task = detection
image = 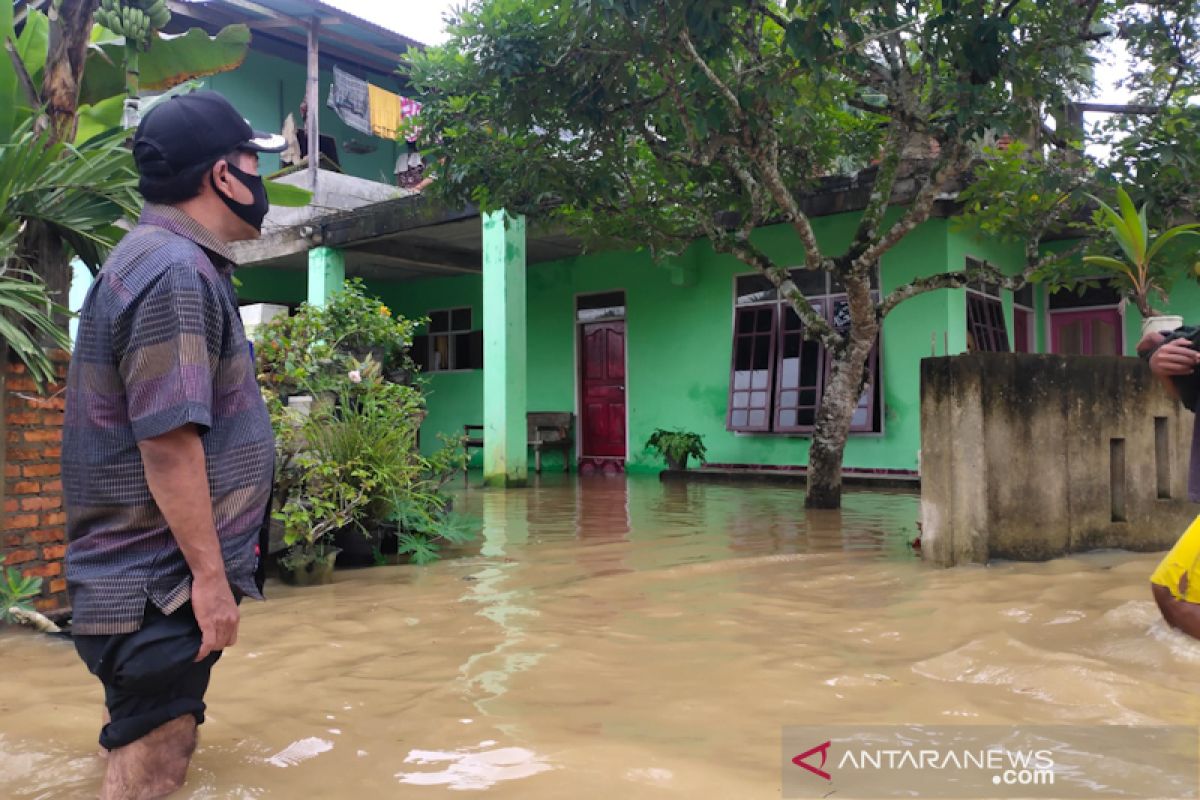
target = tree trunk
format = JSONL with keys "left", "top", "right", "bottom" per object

{"left": 17, "top": 221, "right": 69, "bottom": 330}
{"left": 23, "top": 0, "right": 98, "bottom": 337}
{"left": 40, "top": 0, "right": 99, "bottom": 143}
{"left": 805, "top": 276, "right": 878, "bottom": 509}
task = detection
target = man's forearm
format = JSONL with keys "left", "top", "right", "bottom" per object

{"left": 1152, "top": 584, "right": 1200, "bottom": 639}
{"left": 138, "top": 425, "right": 226, "bottom": 582}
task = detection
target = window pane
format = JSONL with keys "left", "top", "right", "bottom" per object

{"left": 735, "top": 337, "right": 753, "bottom": 368}
{"left": 1058, "top": 321, "right": 1083, "bottom": 354}
{"left": 749, "top": 410, "right": 767, "bottom": 427}
{"left": 752, "top": 342, "right": 770, "bottom": 370}
{"left": 733, "top": 371, "right": 750, "bottom": 390}
{"left": 798, "top": 408, "right": 816, "bottom": 426}
{"left": 1015, "top": 284, "right": 1034, "bottom": 308}
{"left": 736, "top": 274, "right": 776, "bottom": 305}
{"left": 732, "top": 391, "right": 749, "bottom": 408}
{"left": 751, "top": 369, "right": 770, "bottom": 390}
{"left": 1047, "top": 283, "right": 1121, "bottom": 309}
{"left": 831, "top": 299, "right": 851, "bottom": 332}
{"left": 750, "top": 391, "right": 768, "bottom": 407}
{"left": 1092, "top": 319, "right": 1118, "bottom": 356}
{"left": 780, "top": 358, "right": 799, "bottom": 388}
{"left": 799, "top": 342, "right": 821, "bottom": 387}
{"left": 732, "top": 409, "right": 749, "bottom": 427}
{"left": 755, "top": 307, "right": 774, "bottom": 332}
{"left": 578, "top": 305, "right": 625, "bottom": 322}
{"left": 781, "top": 390, "right": 798, "bottom": 407}
{"left": 430, "top": 310, "right": 450, "bottom": 333}
{"left": 791, "top": 269, "right": 827, "bottom": 296}
{"left": 780, "top": 410, "right": 797, "bottom": 427}
{"left": 454, "top": 332, "right": 471, "bottom": 368}
{"left": 966, "top": 294, "right": 1009, "bottom": 353}
{"left": 578, "top": 291, "right": 625, "bottom": 310}
{"left": 431, "top": 334, "right": 451, "bottom": 370}
{"left": 451, "top": 308, "right": 472, "bottom": 331}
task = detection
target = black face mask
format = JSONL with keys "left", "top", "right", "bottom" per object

{"left": 211, "top": 160, "right": 269, "bottom": 232}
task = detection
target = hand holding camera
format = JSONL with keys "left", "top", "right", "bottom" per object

{"left": 1145, "top": 326, "right": 1200, "bottom": 410}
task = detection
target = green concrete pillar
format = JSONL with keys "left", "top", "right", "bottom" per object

{"left": 482, "top": 210, "right": 528, "bottom": 488}
{"left": 307, "top": 246, "right": 345, "bottom": 308}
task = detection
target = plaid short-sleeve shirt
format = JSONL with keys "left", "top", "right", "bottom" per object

{"left": 64, "top": 204, "right": 273, "bottom": 635}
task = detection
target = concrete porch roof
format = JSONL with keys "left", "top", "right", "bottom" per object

{"left": 230, "top": 161, "right": 985, "bottom": 284}
{"left": 231, "top": 194, "right": 588, "bottom": 282}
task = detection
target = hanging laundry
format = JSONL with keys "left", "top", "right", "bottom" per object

{"left": 327, "top": 65, "right": 370, "bottom": 135}
{"left": 368, "top": 83, "right": 403, "bottom": 140}
{"left": 395, "top": 141, "right": 425, "bottom": 189}
{"left": 400, "top": 96, "right": 422, "bottom": 142}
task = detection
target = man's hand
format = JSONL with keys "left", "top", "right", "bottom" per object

{"left": 139, "top": 424, "right": 239, "bottom": 661}
{"left": 1150, "top": 338, "right": 1200, "bottom": 378}
{"left": 191, "top": 575, "right": 239, "bottom": 661}
{"left": 1137, "top": 330, "right": 1167, "bottom": 356}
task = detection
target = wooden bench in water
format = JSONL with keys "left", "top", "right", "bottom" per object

{"left": 464, "top": 412, "right": 575, "bottom": 474}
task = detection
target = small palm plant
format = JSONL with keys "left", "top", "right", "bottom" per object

{"left": 1083, "top": 186, "right": 1200, "bottom": 320}
{"left": 0, "top": 567, "right": 42, "bottom": 623}
{"left": 0, "top": 269, "right": 70, "bottom": 387}
{"left": 645, "top": 429, "right": 707, "bottom": 471}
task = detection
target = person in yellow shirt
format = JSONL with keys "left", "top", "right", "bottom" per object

{"left": 1151, "top": 515, "right": 1200, "bottom": 638}
{"left": 1143, "top": 328, "right": 1200, "bottom": 638}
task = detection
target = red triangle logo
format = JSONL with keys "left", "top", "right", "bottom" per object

{"left": 792, "top": 740, "right": 832, "bottom": 781}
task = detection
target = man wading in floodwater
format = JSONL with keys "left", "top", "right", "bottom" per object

{"left": 1142, "top": 331, "right": 1200, "bottom": 637}
{"left": 63, "top": 91, "right": 284, "bottom": 798}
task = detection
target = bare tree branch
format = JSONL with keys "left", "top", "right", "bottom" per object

{"left": 703, "top": 216, "right": 842, "bottom": 351}
{"left": 877, "top": 240, "right": 1089, "bottom": 320}
{"left": 679, "top": 27, "right": 743, "bottom": 116}
{"left": 851, "top": 142, "right": 968, "bottom": 273}
{"left": 849, "top": 122, "right": 908, "bottom": 257}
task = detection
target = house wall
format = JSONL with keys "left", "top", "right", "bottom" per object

{"left": 341, "top": 214, "right": 1009, "bottom": 475}
{"left": 202, "top": 48, "right": 402, "bottom": 184}
{"left": 1, "top": 353, "right": 70, "bottom": 615}
{"left": 1036, "top": 238, "right": 1200, "bottom": 355}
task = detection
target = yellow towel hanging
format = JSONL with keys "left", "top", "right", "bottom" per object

{"left": 368, "top": 83, "right": 403, "bottom": 140}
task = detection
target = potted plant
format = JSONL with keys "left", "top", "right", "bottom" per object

{"left": 274, "top": 452, "right": 374, "bottom": 585}
{"left": 645, "top": 429, "right": 708, "bottom": 471}
{"left": 1084, "top": 186, "right": 1200, "bottom": 336}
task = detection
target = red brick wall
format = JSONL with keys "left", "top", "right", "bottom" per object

{"left": 2, "top": 352, "right": 68, "bottom": 614}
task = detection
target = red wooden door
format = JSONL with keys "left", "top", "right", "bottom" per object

{"left": 580, "top": 322, "right": 627, "bottom": 459}
{"left": 1050, "top": 309, "right": 1123, "bottom": 356}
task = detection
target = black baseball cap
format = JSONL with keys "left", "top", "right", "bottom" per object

{"left": 132, "top": 90, "right": 286, "bottom": 177}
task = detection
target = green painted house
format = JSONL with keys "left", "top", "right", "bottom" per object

{"left": 78, "top": 0, "right": 1200, "bottom": 484}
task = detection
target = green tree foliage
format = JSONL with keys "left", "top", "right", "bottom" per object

{"left": 409, "top": 0, "right": 1144, "bottom": 507}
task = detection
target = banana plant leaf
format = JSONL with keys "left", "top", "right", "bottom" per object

{"left": 14, "top": 9, "right": 48, "bottom": 92}
{"left": 80, "top": 24, "right": 251, "bottom": 107}
{"left": 0, "top": 0, "right": 16, "bottom": 144}
{"left": 74, "top": 94, "right": 125, "bottom": 146}
{"left": 265, "top": 180, "right": 313, "bottom": 208}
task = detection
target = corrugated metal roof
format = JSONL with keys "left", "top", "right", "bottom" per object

{"left": 171, "top": 0, "right": 422, "bottom": 78}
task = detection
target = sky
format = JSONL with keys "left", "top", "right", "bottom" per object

{"left": 322, "top": 0, "right": 458, "bottom": 45}
{"left": 325, "top": 1, "right": 1130, "bottom": 104}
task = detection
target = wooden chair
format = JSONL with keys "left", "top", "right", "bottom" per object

{"left": 464, "top": 412, "right": 575, "bottom": 475}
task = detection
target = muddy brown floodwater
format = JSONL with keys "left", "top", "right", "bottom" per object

{"left": 2, "top": 475, "right": 1199, "bottom": 798}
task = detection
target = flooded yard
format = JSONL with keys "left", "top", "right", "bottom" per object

{"left": 2, "top": 475, "right": 1198, "bottom": 798}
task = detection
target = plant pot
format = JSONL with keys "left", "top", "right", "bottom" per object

{"left": 345, "top": 345, "right": 387, "bottom": 366}
{"left": 665, "top": 454, "right": 688, "bottom": 471}
{"left": 277, "top": 548, "right": 341, "bottom": 586}
{"left": 1142, "top": 314, "right": 1185, "bottom": 337}
{"left": 334, "top": 525, "right": 381, "bottom": 567}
